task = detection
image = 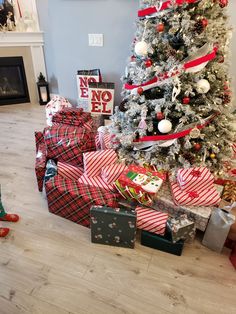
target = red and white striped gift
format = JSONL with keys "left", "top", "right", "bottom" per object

{"left": 170, "top": 181, "right": 221, "bottom": 207}
{"left": 177, "top": 167, "right": 214, "bottom": 193}
{"left": 78, "top": 174, "right": 114, "bottom": 191}
{"left": 135, "top": 206, "right": 169, "bottom": 236}
{"left": 83, "top": 149, "right": 117, "bottom": 177}
{"left": 101, "top": 163, "right": 127, "bottom": 184}
{"left": 57, "top": 162, "right": 84, "bottom": 181}
{"left": 95, "top": 132, "right": 111, "bottom": 150}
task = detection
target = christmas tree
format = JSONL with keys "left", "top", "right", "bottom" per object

{"left": 110, "top": 0, "right": 236, "bottom": 175}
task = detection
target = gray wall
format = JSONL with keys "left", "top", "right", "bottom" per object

{"left": 36, "top": 0, "right": 236, "bottom": 105}
{"left": 36, "top": 0, "right": 139, "bottom": 105}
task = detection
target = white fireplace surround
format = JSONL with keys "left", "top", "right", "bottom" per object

{"left": 0, "top": 31, "right": 47, "bottom": 82}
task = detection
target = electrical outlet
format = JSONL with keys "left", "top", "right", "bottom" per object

{"left": 88, "top": 34, "right": 103, "bottom": 47}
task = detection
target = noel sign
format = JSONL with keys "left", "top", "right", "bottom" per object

{"left": 77, "top": 69, "right": 102, "bottom": 100}
{"left": 88, "top": 82, "right": 115, "bottom": 115}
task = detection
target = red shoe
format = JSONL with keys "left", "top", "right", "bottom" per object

{"left": 0, "top": 214, "right": 20, "bottom": 222}
{"left": 0, "top": 228, "right": 10, "bottom": 237}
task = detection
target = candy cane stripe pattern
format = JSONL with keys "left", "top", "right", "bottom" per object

{"left": 78, "top": 175, "right": 114, "bottom": 191}
{"left": 57, "top": 162, "right": 84, "bottom": 181}
{"left": 83, "top": 149, "right": 117, "bottom": 177}
{"left": 170, "top": 182, "right": 221, "bottom": 206}
{"left": 177, "top": 167, "right": 214, "bottom": 193}
{"left": 136, "top": 206, "right": 169, "bottom": 236}
{"left": 101, "top": 163, "right": 127, "bottom": 184}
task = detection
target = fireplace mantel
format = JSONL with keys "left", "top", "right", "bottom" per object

{"left": 0, "top": 32, "right": 44, "bottom": 47}
{"left": 0, "top": 31, "right": 47, "bottom": 83}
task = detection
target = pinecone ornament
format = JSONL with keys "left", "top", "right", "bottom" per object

{"left": 183, "top": 152, "right": 195, "bottom": 164}
{"left": 195, "top": 20, "right": 204, "bottom": 34}
{"left": 222, "top": 94, "right": 231, "bottom": 104}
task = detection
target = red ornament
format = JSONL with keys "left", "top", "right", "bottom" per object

{"left": 182, "top": 97, "right": 190, "bottom": 105}
{"left": 201, "top": 18, "right": 208, "bottom": 28}
{"left": 156, "top": 23, "right": 165, "bottom": 32}
{"left": 145, "top": 59, "right": 153, "bottom": 68}
{"left": 219, "top": 0, "right": 228, "bottom": 8}
{"left": 194, "top": 143, "right": 202, "bottom": 151}
{"left": 218, "top": 55, "right": 224, "bottom": 63}
{"left": 130, "top": 55, "right": 136, "bottom": 62}
{"left": 156, "top": 112, "right": 164, "bottom": 120}
{"left": 137, "top": 87, "right": 144, "bottom": 95}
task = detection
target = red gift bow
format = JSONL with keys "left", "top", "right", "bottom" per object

{"left": 188, "top": 191, "right": 199, "bottom": 199}
{"left": 138, "top": 0, "right": 199, "bottom": 17}
{"left": 190, "top": 170, "right": 202, "bottom": 177}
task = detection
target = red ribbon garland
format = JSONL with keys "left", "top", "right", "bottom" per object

{"left": 138, "top": 0, "right": 198, "bottom": 17}
{"left": 133, "top": 113, "right": 218, "bottom": 142}
{"left": 124, "top": 47, "right": 218, "bottom": 91}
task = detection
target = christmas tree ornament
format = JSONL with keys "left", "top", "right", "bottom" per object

{"left": 156, "top": 23, "right": 164, "bottom": 32}
{"left": 189, "top": 127, "right": 201, "bottom": 139}
{"left": 194, "top": 143, "right": 202, "bottom": 151}
{"left": 119, "top": 100, "right": 128, "bottom": 112}
{"left": 195, "top": 20, "right": 205, "bottom": 34}
{"left": 156, "top": 112, "right": 164, "bottom": 120}
{"left": 219, "top": 0, "right": 228, "bottom": 8}
{"left": 137, "top": 87, "right": 144, "bottom": 95}
{"left": 158, "top": 119, "right": 172, "bottom": 133}
{"left": 210, "top": 153, "right": 216, "bottom": 159}
{"left": 222, "top": 93, "right": 231, "bottom": 104}
{"left": 138, "top": 106, "right": 148, "bottom": 130}
{"left": 182, "top": 97, "right": 190, "bottom": 105}
{"left": 130, "top": 55, "right": 136, "bottom": 62}
{"left": 145, "top": 59, "right": 152, "bottom": 68}
{"left": 196, "top": 79, "right": 211, "bottom": 94}
{"left": 134, "top": 41, "right": 148, "bottom": 56}
{"left": 201, "top": 18, "right": 208, "bottom": 28}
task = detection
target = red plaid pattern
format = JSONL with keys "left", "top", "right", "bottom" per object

{"left": 101, "top": 163, "right": 127, "bottom": 184}
{"left": 45, "top": 175, "right": 119, "bottom": 227}
{"left": 135, "top": 206, "right": 168, "bottom": 236}
{"left": 35, "top": 131, "right": 44, "bottom": 151}
{"left": 35, "top": 142, "right": 47, "bottom": 192}
{"left": 52, "top": 108, "right": 93, "bottom": 128}
{"left": 57, "top": 162, "right": 84, "bottom": 180}
{"left": 83, "top": 149, "right": 117, "bottom": 177}
{"left": 78, "top": 174, "right": 114, "bottom": 191}
{"left": 44, "top": 124, "right": 96, "bottom": 166}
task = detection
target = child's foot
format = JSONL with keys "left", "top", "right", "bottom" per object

{"left": 0, "top": 228, "right": 10, "bottom": 237}
{"left": 0, "top": 214, "right": 19, "bottom": 222}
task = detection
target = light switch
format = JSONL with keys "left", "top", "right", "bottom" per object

{"left": 88, "top": 34, "right": 104, "bottom": 47}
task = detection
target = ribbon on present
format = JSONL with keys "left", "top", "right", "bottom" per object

{"left": 188, "top": 191, "right": 199, "bottom": 199}
{"left": 190, "top": 170, "right": 201, "bottom": 177}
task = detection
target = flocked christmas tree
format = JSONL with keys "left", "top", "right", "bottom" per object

{"left": 110, "top": 0, "right": 236, "bottom": 175}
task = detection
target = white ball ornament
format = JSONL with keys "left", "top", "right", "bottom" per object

{"left": 134, "top": 41, "right": 148, "bottom": 56}
{"left": 196, "top": 79, "right": 211, "bottom": 94}
{"left": 158, "top": 119, "right": 172, "bottom": 133}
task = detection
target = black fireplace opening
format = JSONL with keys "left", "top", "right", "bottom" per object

{"left": 0, "top": 56, "right": 30, "bottom": 105}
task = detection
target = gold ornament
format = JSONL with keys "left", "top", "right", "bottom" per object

{"left": 210, "top": 153, "right": 216, "bottom": 159}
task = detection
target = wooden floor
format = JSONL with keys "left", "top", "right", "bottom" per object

{"left": 0, "top": 103, "right": 235, "bottom": 314}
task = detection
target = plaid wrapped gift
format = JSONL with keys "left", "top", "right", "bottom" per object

{"left": 52, "top": 108, "right": 93, "bottom": 129}
{"left": 44, "top": 124, "right": 96, "bottom": 166}
{"left": 135, "top": 206, "right": 168, "bottom": 236}
{"left": 35, "top": 131, "right": 44, "bottom": 151}
{"left": 177, "top": 167, "right": 214, "bottom": 193}
{"left": 153, "top": 183, "right": 214, "bottom": 231}
{"left": 45, "top": 175, "right": 119, "bottom": 227}
{"left": 35, "top": 142, "right": 47, "bottom": 192}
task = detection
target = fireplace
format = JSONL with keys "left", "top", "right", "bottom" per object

{"left": 0, "top": 56, "right": 30, "bottom": 105}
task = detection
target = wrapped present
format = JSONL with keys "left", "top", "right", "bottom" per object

{"left": 45, "top": 175, "right": 119, "bottom": 228}
{"left": 153, "top": 183, "right": 215, "bottom": 231}
{"left": 35, "top": 142, "right": 47, "bottom": 192}
{"left": 141, "top": 230, "right": 185, "bottom": 256}
{"left": 222, "top": 182, "right": 236, "bottom": 203}
{"left": 45, "top": 96, "right": 72, "bottom": 126}
{"left": 170, "top": 181, "right": 221, "bottom": 207}
{"left": 35, "top": 131, "right": 44, "bottom": 151}
{"left": 44, "top": 124, "right": 96, "bottom": 166}
{"left": 90, "top": 206, "right": 136, "bottom": 248}
{"left": 202, "top": 207, "right": 235, "bottom": 253}
{"left": 57, "top": 161, "right": 83, "bottom": 181}
{"left": 219, "top": 200, "right": 236, "bottom": 242}
{"left": 78, "top": 175, "right": 114, "bottom": 191}
{"left": 135, "top": 206, "right": 168, "bottom": 236}
{"left": 77, "top": 69, "right": 102, "bottom": 111}
{"left": 115, "top": 165, "right": 165, "bottom": 206}
{"left": 166, "top": 215, "right": 195, "bottom": 243}
{"left": 177, "top": 167, "right": 214, "bottom": 193}
{"left": 52, "top": 108, "right": 94, "bottom": 131}
{"left": 96, "top": 126, "right": 111, "bottom": 150}
{"left": 83, "top": 149, "right": 117, "bottom": 177}
{"left": 101, "top": 163, "right": 127, "bottom": 185}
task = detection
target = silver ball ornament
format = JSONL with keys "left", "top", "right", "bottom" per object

{"left": 196, "top": 79, "right": 211, "bottom": 94}
{"left": 134, "top": 41, "right": 148, "bottom": 56}
{"left": 158, "top": 119, "right": 172, "bottom": 133}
